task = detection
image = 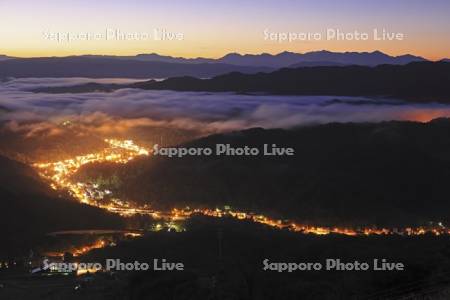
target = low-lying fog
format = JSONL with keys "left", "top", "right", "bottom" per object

{"left": 1, "top": 77, "right": 450, "bottom": 138}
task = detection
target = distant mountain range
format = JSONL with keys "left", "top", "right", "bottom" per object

{"left": 70, "top": 50, "right": 426, "bottom": 67}
{"left": 216, "top": 50, "right": 426, "bottom": 68}
{"left": 0, "top": 57, "right": 273, "bottom": 79}
{"left": 0, "top": 50, "right": 428, "bottom": 78}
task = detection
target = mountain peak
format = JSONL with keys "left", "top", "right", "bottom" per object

{"left": 0, "top": 54, "right": 13, "bottom": 61}
{"left": 371, "top": 50, "right": 388, "bottom": 56}
{"left": 277, "top": 51, "right": 296, "bottom": 56}
{"left": 221, "top": 52, "right": 242, "bottom": 58}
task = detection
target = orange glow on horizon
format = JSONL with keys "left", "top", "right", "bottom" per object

{"left": 400, "top": 110, "right": 450, "bottom": 123}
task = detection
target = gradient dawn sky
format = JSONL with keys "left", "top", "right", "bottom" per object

{"left": 0, "top": 0, "right": 449, "bottom": 60}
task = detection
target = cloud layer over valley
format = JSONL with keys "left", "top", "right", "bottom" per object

{"left": 1, "top": 78, "right": 450, "bottom": 138}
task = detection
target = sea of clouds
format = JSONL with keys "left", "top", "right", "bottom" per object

{"left": 1, "top": 78, "right": 450, "bottom": 137}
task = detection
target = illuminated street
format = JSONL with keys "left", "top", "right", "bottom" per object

{"left": 34, "top": 139, "right": 450, "bottom": 238}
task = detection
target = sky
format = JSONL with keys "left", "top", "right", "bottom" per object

{"left": 0, "top": 0, "right": 449, "bottom": 60}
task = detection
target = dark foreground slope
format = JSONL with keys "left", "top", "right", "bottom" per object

{"left": 77, "top": 119, "right": 450, "bottom": 227}
{"left": 4, "top": 216, "right": 450, "bottom": 299}
{"left": 133, "top": 62, "right": 450, "bottom": 101}
{"left": 81, "top": 216, "right": 450, "bottom": 300}
{"left": 0, "top": 155, "right": 123, "bottom": 256}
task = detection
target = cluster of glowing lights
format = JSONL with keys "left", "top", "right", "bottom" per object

{"left": 44, "top": 239, "right": 109, "bottom": 258}
{"left": 172, "top": 208, "right": 450, "bottom": 237}
{"left": 70, "top": 239, "right": 108, "bottom": 257}
{"left": 34, "top": 139, "right": 450, "bottom": 238}
{"left": 35, "top": 139, "right": 150, "bottom": 204}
